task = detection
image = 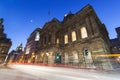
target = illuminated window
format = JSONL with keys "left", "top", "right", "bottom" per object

{"left": 35, "top": 32, "right": 40, "bottom": 41}
{"left": 72, "top": 31, "right": 76, "bottom": 41}
{"left": 81, "top": 27, "right": 88, "bottom": 38}
{"left": 64, "top": 34, "right": 68, "bottom": 44}
{"left": 26, "top": 47, "right": 30, "bottom": 54}
{"left": 56, "top": 38, "right": 59, "bottom": 44}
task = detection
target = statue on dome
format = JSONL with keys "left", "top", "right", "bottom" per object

{"left": 0, "top": 18, "right": 4, "bottom": 32}
{"left": 0, "top": 18, "right": 3, "bottom": 26}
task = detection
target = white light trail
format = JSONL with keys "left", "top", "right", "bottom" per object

{"left": 9, "top": 64, "right": 120, "bottom": 80}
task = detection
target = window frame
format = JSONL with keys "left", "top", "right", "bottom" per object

{"left": 64, "top": 34, "right": 68, "bottom": 44}
{"left": 81, "top": 27, "right": 88, "bottom": 39}
{"left": 71, "top": 31, "right": 77, "bottom": 41}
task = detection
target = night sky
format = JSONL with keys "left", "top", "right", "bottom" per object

{"left": 0, "top": 0, "right": 120, "bottom": 52}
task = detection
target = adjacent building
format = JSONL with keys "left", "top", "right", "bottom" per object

{"left": 23, "top": 27, "right": 41, "bottom": 63}
{"left": 111, "top": 27, "right": 120, "bottom": 53}
{"left": 0, "top": 18, "right": 12, "bottom": 63}
{"left": 7, "top": 44, "right": 23, "bottom": 63}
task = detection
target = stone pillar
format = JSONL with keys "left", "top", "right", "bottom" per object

{"left": 90, "top": 16, "right": 99, "bottom": 35}
{"left": 85, "top": 17, "right": 94, "bottom": 36}
{"left": 76, "top": 27, "right": 81, "bottom": 41}
{"left": 60, "top": 32, "right": 64, "bottom": 45}
{"left": 52, "top": 33, "right": 55, "bottom": 45}
{"left": 68, "top": 31, "right": 71, "bottom": 43}
{"left": 48, "top": 55, "right": 55, "bottom": 64}
{"left": 65, "top": 53, "right": 69, "bottom": 64}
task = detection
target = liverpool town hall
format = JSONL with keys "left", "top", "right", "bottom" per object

{"left": 20, "top": 4, "right": 113, "bottom": 70}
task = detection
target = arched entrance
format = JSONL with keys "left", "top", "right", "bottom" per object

{"left": 72, "top": 51, "right": 79, "bottom": 64}
{"left": 48, "top": 52, "right": 54, "bottom": 64}
{"left": 64, "top": 52, "right": 69, "bottom": 64}
{"left": 43, "top": 53, "right": 48, "bottom": 63}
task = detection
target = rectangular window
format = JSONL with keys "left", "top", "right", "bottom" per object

{"left": 35, "top": 32, "right": 40, "bottom": 41}
{"left": 64, "top": 34, "right": 68, "bottom": 44}
{"left": 56, "top": 38, "right": 59, "bottom": 44}
{"left": 81, "top": 27, "right": 88, "bottom": 38}
{"left": 72, "top": 31, "right": 77, "bottom": 41}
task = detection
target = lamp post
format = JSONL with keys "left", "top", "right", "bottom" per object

{"left": 46, "top": 51, "right": 49, "bottom": 63}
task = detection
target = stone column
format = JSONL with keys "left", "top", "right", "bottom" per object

{"left": 51, "top": 33, "right": 55, "bottom": 45}
{"left": 59, "top": 31, "right": 63, "bottom": 45}
{"left": 90, "top": 16, "right": 99, "bottom": 36}
{"left": 76, "top": 27, "right": 81, "bottom": 41}
{"left": 85, "top": 17, "right": 94, "bottom": 36}
{"left": 68, "top": 32, "right": 71, "bottom": 43}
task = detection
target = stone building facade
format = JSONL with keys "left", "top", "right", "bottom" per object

{"left": 0, "top": 18, "right": 12, "bottom": 63}
{"left": 37, "top": 5, "right": 112, "bottom": 70}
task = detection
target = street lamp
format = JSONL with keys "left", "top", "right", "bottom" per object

{"left": 46, "top": 52, "right": 49, "bottom": 56}
{"left": 1, "top": 50, "right": 4, "bottom": 53}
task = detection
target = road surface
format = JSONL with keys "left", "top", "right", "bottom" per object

{"left": 0, "top": 64, "right": 120, "bottom": 80}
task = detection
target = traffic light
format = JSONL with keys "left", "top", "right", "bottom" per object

{"left": 55, "top": 54, "right": 61, "bottom": 59}
{"left": 84, "top": 49, "right": 88, "bottom": 56}
{"left": 55, "top": 54, "right": 61, "bottom": 64}
{"left": 56, "top": 55, "right": 60, "bottom": 59}
{"left": 83, "top": 49, "right": 88, "bottom": 56}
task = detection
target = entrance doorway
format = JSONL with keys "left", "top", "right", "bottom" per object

{"left": 72, "top": 51, "right": 79, "bottom": 64}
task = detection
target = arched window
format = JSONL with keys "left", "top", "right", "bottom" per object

{"left": 72, "top": 31, "right": 77, "bottom": 41}
{"left": 35, "top": 32, "right": 40, "bottom": 41}
{"left": 26, "top": 47, "right": 30, "bottom": 54}
{"left": 56, "top": 38, "right": 59, "bottom": 44}
{"left": 64, "top": 34, "right": 68, "bottom": 44}
{"left": 81, "top": 27, "right": 88, "bottom": 38}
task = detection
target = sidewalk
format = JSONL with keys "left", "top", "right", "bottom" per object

{"left": 0, "top": 63, "right": 7, "bottom": 68}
